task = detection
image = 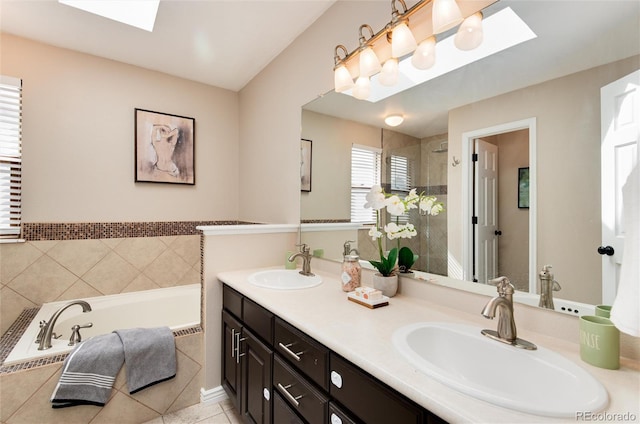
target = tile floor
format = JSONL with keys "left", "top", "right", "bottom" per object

{"left": 143, "top": 399, "right": 242, "bottom": 424}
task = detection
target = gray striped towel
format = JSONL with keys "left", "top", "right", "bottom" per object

{"left": 50, "top": 333, "right": 124, "bottom": 408}
{"left": 50, "top": 327, "right": 176, "bottom": 408}
{"left": 114, "top": 327, "right": 176, "bottom": 394}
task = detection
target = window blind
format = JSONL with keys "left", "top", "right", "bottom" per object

{"left": 351, "top": 144, "right": 381, "bottom": 223}
{"left": 390, "top": 154, "right": 412, "bottom": 224}
{"left": 0, "top": 76, "right": 22, "bottom": 239}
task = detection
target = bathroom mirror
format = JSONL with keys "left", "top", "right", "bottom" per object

{"left": 300, "top": 0, "right": 639, "bottom": 309}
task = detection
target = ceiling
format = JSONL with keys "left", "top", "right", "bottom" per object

{"left": 0, "top": 0, "right": 335, "bottom": 92}
{"left": 303, "top": 0, "right": 640, "bottom": 138}
{"left": 1, "top": 0, "right": 638, "bottom": 135}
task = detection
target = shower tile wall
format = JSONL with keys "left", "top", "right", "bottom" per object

{"left": 1, "top": 234, "right": 200, "bottom": 334}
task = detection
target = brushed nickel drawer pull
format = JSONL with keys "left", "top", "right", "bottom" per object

{"left": 278, "top": 342, "right": 304, "bottom": 362}
{"left": 277, "top": 383, "right": 303, "bottom": 407}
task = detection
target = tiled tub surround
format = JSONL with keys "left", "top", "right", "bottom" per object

{"left": 1, "top": 227, "right": 207, "bottom": 336}
{"left": 217, "top": 262, "right": 640, "bottom": 424}
{"left": 3, "top": 284, "right": 200, "bottom": 366}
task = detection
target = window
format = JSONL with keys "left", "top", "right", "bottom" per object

{"left": 0, "top": 76, "right": 22, "bottom": 239}
{"left": 350, "top": 144, "right": 381, "bottom": 223}
{"left": 390, "top": 154, "right": 413, "bottom": 225}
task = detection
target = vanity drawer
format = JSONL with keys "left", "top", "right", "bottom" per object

{"left": 275, "top": 317, "right": 329, "bottom": 390}
{"left": 329, "top": 353, "right": 423, "bottom": 424}
{"left": 273, "top": 391, "right": 304, "bottom": 424}
{"left": 329, "top": 402, "right": 360, "bottom": 424}
{"left": 274, "top": 355, "right": 328, "bottom": 424}
{"left": 223, "top": 284, "right": 243, "bottom": 319}
{"left": 244, "top": 297, "right": 274, "bottom": 345}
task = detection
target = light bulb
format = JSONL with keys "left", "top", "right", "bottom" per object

{"left": 359, "top": 46, "right": 382, "bottom": 78}
{"left": 411, "top": 36, "right": 436, "bottom": 70}
{"left": 334, "top": 64, "right": 354, "bottom": 93}
{"left": 379, "top": 59, "right": 399, "bottom": 86}
{"left": 454, "top": 12, "right": 483, "bottom": 50}
{"left": 391, "top": 22, "right": 417, "bottom": 58}
{"left": 353, "top": 76, "right": 370, "bottom": 100}
{"left": 432, "top": 0, "right": 463, "bottom": 34}
{"left": 384, "top": 115, "right": 404, "bottom": 127}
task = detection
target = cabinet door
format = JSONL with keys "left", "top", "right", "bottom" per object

{"left": 273, "top": 391, "right": 305, "bottom": 424}
{"left": 241, "top": 328, "right": 273, "bottom": 424}
{"left": 222, "top": 310, "right": 242, "bottom": 411}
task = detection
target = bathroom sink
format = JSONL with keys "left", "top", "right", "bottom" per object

{"left": 392, "top": 322, "right": 608, "bottom": 417}
{"left": 248, "top": 269, "right": 322, "bottom": 290}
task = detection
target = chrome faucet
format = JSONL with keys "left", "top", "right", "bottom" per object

{"left": 38, "top": 300, "right": 92, "bottom": 350}
{"left": 481, "top": 277, "right": 536, "bottom": 350}
{"left": 343, "top": 240, "right": 359, "bottom": 257}
{"left": 538, "top": 265, "right": 561, "bottom": 310}
{"left": 288, "top": 244, "right": 314, "bottom": 276}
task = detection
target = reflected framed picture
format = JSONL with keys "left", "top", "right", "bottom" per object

{"left": 518, "top": 167, "right": 530, "bottom": 209}
{"left": 135, "top": 108, "right": 195, "bottom": 185}
{"left": 301, "top": 139, "right": 312, "bottom": 192}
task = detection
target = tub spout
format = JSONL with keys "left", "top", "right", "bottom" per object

{"left": 38, "top": 300, "right": 92, "bottom": 350}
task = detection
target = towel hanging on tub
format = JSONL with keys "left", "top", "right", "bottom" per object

{"left": 50, "top": 326, "right": 176, "bottom": 408}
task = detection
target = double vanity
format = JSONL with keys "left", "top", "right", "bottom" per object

{"left": 217, "top": 261, "right": 639, "bottom": 423}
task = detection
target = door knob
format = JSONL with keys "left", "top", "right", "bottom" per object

{"left": 597, "top": 246, "right": 614, "bottom": 256}
{"left": 495, "top": 230, "right": 502, "bottom": 236}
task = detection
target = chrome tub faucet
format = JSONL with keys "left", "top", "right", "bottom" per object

{"left": 288, "top": 244, "right": 314, "bottom": 276}
{"left": 481, "top": 276, "right": 536, "bottom": 350}
{"left": 37, "top": 300, "right": 92, "bottom": 350}
{"left": 538, "top": 265, "right": 561, "bottom": 310}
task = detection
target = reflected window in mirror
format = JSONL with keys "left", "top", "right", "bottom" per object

{"left": 351, "top": 144, "right": 381, "bottom": 223}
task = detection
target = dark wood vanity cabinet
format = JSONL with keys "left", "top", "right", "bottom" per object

{"left": 222, "top": 287, "right": 273, "bottom": 424}
{"left": 221, "top": 284, "right": 447, "bottom": 424}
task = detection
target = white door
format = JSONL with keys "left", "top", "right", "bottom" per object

{"left": 601, "top": 70, "right": 640, "bottom": 304}
{"left": 475, "top": 139, "right": 499, "bottom": 284}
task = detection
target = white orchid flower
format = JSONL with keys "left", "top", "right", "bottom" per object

{"left": 430, "top": 203, "right": 444, "bottom": 216}
{"left": 368, "top": 226, "right": 383, "bottom": 240}
{"left": 364, "top": 185, "right": 386, "bottom": 210}
{"left": 386, "top": 195, "right": 406, "bottom": 216}
{"left": 419, "top": 197, "right": 434, "bottom": 213}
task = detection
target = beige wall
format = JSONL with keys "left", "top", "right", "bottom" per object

{"left": 1, "top": 34, "right": 239, "bottom": 223}
{"left": 448, "top": 56, "right": 640, "bottom": 305}
{"left": 301, "top": 110, "right": 380, "bottom": 221}
{"left": 238, "top": 1, "right": 391, "bottom": 225}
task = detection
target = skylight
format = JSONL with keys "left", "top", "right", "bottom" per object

{"left": 59, "top": 0, "right": 160, "bottom": 32}
{"left": 344, "top": 7, "right": 537, "bottom": 103}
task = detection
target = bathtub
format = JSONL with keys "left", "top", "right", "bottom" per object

{"left": 3, "top": 284, "right": 201, "bottom": 366}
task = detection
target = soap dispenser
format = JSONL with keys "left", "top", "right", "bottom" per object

{"left": 341, "top": 241, "right": 361, "bottom": 292}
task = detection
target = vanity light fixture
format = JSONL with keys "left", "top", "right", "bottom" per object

{"left": 332, "top": 0, "right": 497, "bottom": 99}
{"left": 358, "top": 24, "right": 382, "bottom": 78}
{"left": 454, "top": 12, "right": 484, "bottom": 50}
{"left": 333, "top": 45, "right": 354, "bottom": 93}
{"left": 384, "top": 114, "right": 404, "bottom": 127}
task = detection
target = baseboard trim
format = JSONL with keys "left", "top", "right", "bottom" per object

{"left": 200, "top": 386, "right": 228, "bottom": 404}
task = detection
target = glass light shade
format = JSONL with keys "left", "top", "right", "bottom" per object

{"left": 353, "top": 77, "right": 371, "bottom": 100}
{"left": 384, "top": 115, "right": 404, "bottom": 127}
{"left": 411, "top": 36, "right": 436, "bottom": 70}
{"left": 391, "top": 22, "right": 417, "bottom": 58}
{"left": 432, "top": 0, "right": 463, "bottom": 34}
{"left": 379, "top": 59, "right": 399, "bottom": 86}
{"left": 359, "top": 46, "right": 382, "bottom": 78}
{"left": 454, "top": 12, "right": 483, "bottom": 50}
{"left": 334, "top": 64, "right": 355, "bottom": 93}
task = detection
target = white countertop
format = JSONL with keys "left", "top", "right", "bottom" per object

{"left": 217, "top": 266, "right": 640, "bottom": 424}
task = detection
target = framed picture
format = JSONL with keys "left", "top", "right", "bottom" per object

{"left": 518, "top": 167, "right": 530, "bottom": 209}
{"left": 301, "top": 139, "right": 312, "bottom": 192}
{"left": 135, "top": 108, "right": 195, "bottom": 185}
